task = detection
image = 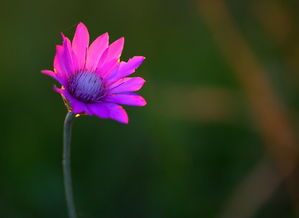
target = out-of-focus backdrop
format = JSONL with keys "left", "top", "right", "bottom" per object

{"left": 1, "top": 0, "right": 299, "bottom": 217}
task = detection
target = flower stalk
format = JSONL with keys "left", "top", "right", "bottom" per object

{"left": 63, "top": 111, "right": 77, "bottom": 218}
{"left": 42, "top": 22, "right": 147, "bottom": 217}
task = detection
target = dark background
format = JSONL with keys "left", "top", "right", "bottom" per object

{"left": 1, "top": 0, "right": 299, "bottom": 217}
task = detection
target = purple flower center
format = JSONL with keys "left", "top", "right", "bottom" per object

{"left": 67, "top": 71, "right": 105, "bottom": 103}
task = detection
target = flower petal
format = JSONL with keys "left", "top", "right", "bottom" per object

{"left": 54, "top": 86, "right": 87, "bottom": 114}
{"left": 87, "top": 102, "right": 129, "bottom": 123}
{"left": 100, "top": 59, "right": 119, "bottom": 78}
{"left": 62, "top": 34, "right": 80, "bottom": 71}
{"left": 41, "top": 70, "right": 66, "bottom": 85}
{"left": 106, "top": 37, "right": 124, "bottom": 62}
{"left": 54, "top": 35, "right": 75, "bottom": 77}
{"left": 104, "top": 93, "right": 146, "bottom": 106}
{"left": 96, "top": 37, "right": 124, "bottom": 73}
{"left": 72, "top": 22, "right": 90, "bottom": 69}
{"left": 105, "top": 56, "right": 145, "bottom": 84}
{"left": 86, "top": 32, "right": 109, "bottom": 71}
{"left": 109, "top": 77, "right": 146, "bottom": 93}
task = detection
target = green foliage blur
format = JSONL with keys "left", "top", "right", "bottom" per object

{"left": 0, "top": 0, "right": 299, "bottom": 217}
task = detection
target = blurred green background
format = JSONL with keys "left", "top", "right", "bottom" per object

{"left": 1, "top": 0, "right": 299, "bottom": 217}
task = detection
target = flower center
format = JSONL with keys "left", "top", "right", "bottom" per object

{"left": 67, "top": 71, "right": 105, "bottom": 103}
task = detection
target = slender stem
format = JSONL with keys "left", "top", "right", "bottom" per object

{"left": 63, "top": 111, "right": 77, "bottom": 218}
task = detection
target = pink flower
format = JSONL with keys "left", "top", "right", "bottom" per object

{"left": 42, "top": 22, "right": 146, "bottom": 123}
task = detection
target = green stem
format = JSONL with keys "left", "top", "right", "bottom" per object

{"left": 63, "top": 111, "right": 77, "bottom": 218}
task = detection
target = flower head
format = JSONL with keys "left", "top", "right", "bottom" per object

{"left": 42, "top": 22, "right": 146, "bottom": 123}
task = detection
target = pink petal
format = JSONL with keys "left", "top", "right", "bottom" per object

{"left": 41, "top": 70, "right": 66, "bottom": 86}
{"left": 86, "top": 32, "right": 109, "bottom": 71}
{"left": 109, "top": 77, "right": 146, "bottom": 93}
{"left": 104, "top": 93, "right": 146, "bottom": 106}
{"left": 54, "top": 35, "right": 75, "bottom": 77}
{"left": 54, "top": 45, "right": 65, "bottom": 74}
{"left": 106, "top": 37, "right": 124, "bottom": 62}
{"left": 105, "top": 56, "right": 145, "bottom": 84}
{"left": 53, "top": 86, "right": 87, "bottom": 114}
{"left": 100, "top": 59, "right": 119, "bottom": 78}
{"left": 87, "top": 102, "right": 129, "bottom": 124}
{"left": 62, "top": 34, "right": 80, "bottom": 71}
{"left": 96, "top": 37, "right": 124, "bottom": 73}
{"left": 72, "top": 22, "right": 90, "bottom": 69}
